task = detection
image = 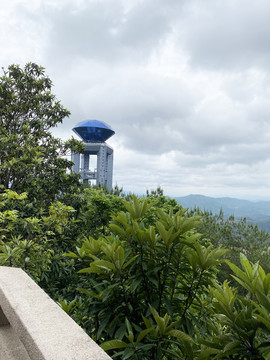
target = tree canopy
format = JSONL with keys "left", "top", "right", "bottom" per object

{"left": 0, "top": 63, "right": 84, "bottom": 206}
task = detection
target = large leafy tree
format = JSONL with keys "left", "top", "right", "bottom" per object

{"left": 0, "top": 63, "right": 84, "bottom": 207}
{"left": 67, "top": 195, "right": 228, "bottom": 359}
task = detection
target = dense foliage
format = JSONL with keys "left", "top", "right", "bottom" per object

{"left": 0, "top": 63, "right": 84, "bottom": 206}
{"left": 1, "top": 63, "right": 270, "bottom": 359}
{"left": 194, "top": 209, "right": 270, "bottom": 285}
{"left": 2, "top": 188, "right": 270, "bottom": 359}
{"left": 67, "top": 195, "right": 228, "bottom": 359}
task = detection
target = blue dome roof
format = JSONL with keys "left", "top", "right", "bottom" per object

{"left": 72, "top": 120, "right": 115, "bottom": 143}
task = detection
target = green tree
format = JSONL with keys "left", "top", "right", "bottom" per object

{"left": 0, "top": 63, "right": 84, "bottom": 207}
{"left": 0, "top": 189, "right": 55, "bottom": 281}
{"left": 200, "top": 255, "right": 270, "bottom": 359}
{"left": 67, "top": 195, "right": 228, "bottom": 359}
{"left": 193, "top": 209, "right": 270, "bottom": 285}
{"left": 0, "top": 188, "right": 83, "bottom": 299}
{"left": 78, "top": 187, "right": 125, "bottom": 238}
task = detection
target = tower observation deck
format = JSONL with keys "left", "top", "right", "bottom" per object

{"left": 71, "top": 120, "right": 115, "bottom": 189}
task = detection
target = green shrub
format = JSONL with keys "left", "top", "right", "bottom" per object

{"left": 68, "top": 195, "right": 228, "bottom": 359}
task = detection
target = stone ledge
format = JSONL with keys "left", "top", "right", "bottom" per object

{"left": 0, "top": 266, "right": 112, "bottom": 360}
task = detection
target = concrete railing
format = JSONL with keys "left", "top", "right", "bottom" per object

{"left": 0, "top": 266, "right": 112, "bottom": 360}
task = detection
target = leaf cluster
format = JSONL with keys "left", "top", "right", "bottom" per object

{"left": 69, "top": 195, "right": 228, "bottom": 359}
{"left": 200, "top": 255, "right": 270, "bottom": 359}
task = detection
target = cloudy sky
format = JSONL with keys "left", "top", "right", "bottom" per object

{"left": 2, "top": 0, "right": 270, "bottom": 200}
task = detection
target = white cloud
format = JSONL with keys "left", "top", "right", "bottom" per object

{"left": 179, "top": 0, "right": 270, "bottom": 70}
{"left": 1, "top": 0, "right": 270, "bottom": 200}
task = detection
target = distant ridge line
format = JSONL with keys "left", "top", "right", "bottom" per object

{"left": 174, "top": 194, "right": 270, "bottom": 222}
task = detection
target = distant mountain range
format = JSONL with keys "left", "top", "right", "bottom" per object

{"left": 174, "top": 195, "right": 270, "bottom": 232}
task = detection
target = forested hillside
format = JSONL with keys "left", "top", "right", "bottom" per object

{"left": 1, "top": 64, "right": 270, "bottom": 359}
{"left": 175, "top": 194, "right": 270, "bottom": 232}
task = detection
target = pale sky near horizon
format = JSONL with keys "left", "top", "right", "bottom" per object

{"left": 2, "top": 0, "right": 270, "bottom": 200}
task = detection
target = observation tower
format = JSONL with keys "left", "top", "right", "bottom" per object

{"left": 71, "top": 120, "right": 115, "bottom": 189}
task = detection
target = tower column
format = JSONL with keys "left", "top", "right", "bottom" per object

{"left": 71, "top": 152, "right": 80, "bottom": 173}
{"left": 97, "top": 145, "right": 107, "bottom": 186}
{"left": 106, "top": 152, "right": 113, "bottom": 189}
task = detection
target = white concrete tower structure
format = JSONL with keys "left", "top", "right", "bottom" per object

{"left": 71, "top": 120, "right": 115, "bottom": 189}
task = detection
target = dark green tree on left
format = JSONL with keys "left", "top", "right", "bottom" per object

{"left": 0, "top": 63, "right": 84, "bottom": 207}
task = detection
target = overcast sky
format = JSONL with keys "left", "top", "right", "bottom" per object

{"left": 2, "top": 0, "right": 270, "bottom": 200}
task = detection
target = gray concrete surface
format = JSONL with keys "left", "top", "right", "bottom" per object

{"left": 0, "top": 266, "right": 112, "bottom": 360}
{"left": 0, "top": 325, "right": 31, "bottom": 360}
